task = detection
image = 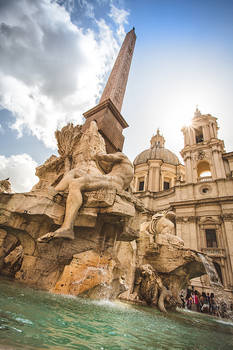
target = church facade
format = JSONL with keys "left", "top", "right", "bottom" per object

{"left": 133, "top": 108, "right": 233, "bottom": 295}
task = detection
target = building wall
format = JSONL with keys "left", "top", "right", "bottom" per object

{"left": 135, "top": 176, "right": 233, "bottom": 293}
{"left": 133, "top": 112, "right": 233, "bottom": 295}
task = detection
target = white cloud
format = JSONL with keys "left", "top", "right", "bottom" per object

{"left": 0, "top": 124, "right": 4, "bottom": 134}
{"left": 0, "top": 0, "right": 127, "bottom": 149}
{"left": 109, "top": 3, "right": 129, "bottom": 40}
{"left": 0, "top": 154, "right": 38, "bottom": 193}
{"left": 77, "top": 0, "right": 95, "bottom": 18}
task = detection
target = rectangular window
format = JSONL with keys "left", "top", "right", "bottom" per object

{"left": 138, "top": 177, "right": 145, "bottom": 191}
{"left": 196, "top": 134, "right": 204, "bottom": 143}
{"left": 195, "top": 127, "right": 204, "bottom": 143}
{"left": 163, "top": 181, "right": 170, "bottom": 190}
{"left": 138, "top": 180, "right": 144, "bottom": 191}
{"left": 205, "top": 229, "right": 217, "bottom": 247}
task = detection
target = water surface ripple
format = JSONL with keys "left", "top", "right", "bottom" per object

{"left": 0, "top": 278, "right": 232, "bottom": 350}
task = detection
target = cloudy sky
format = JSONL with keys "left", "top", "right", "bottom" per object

{"left": 1, "top": 0, "right": 233, "bottom": 192}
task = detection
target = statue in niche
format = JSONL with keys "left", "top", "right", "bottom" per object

{"left": 38, "top": 121, "right": 134, "bottom": 243}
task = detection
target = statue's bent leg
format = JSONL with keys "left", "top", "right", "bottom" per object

{"left": 53, "top": 179, "right": 84, "bottom": 238}
{"left": 37, "top": 178, "right": 84, "bottom": 243}
{"left": 37, "top": 175, "right": 112, "bottom": 243}
{"left": 55, "top": 169, "right": 76, "bottom": 192}
{"left": 52, "top": 176, "right": 112, "bottom": 239}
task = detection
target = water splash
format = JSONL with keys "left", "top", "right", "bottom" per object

{"left": 198, "top": 253, "right": 233, "bottom": 320}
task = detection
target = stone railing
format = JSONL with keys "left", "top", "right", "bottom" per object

{"left": 201, "top": 247, "right": 226, "bottom": 258}
{"left": 198, "top": 176, "right": 212, "bottom": 183}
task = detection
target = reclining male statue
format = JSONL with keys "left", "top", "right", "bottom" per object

{"left": 38, "top": 152, "right": 134, "bottom": 243}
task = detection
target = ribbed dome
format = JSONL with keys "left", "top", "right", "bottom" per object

{"left": 134, "top": 146, "right": 180, "bottom": 166}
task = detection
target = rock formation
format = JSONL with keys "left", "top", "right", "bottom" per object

{"left": 0, "top": 121, "right": 143, "bottom": 298}
{"left": 119, "top": 211, "right": 206, "bottom": 312}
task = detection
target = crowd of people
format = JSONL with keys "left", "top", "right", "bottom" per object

{"left": 180, "top": 288, "right": 219, "bottom": 316}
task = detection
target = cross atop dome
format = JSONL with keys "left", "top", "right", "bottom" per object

{"left": 150, "top": 129, "right": 165, "bottom": 148}
{"left": 194, "top": 106, "right": 201, "bottom": 118}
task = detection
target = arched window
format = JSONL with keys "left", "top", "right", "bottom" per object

{"left": 197, "top": 161, "right": 211, "bottom": 178}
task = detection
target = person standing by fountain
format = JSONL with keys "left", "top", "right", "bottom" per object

{"left": 209, "top": 293, "right": 216, "bottom": 315}
{"left": 206, "top": 292, "right": 210, "bottom": 312}
{"left": 186, "top": 292, "right": 192, "bottom": 310}
{"left": 200, "top": 292, "right": 209, "bottom": 313}
{"left": 194, "top": 290, "right": 200, "bottom": 312}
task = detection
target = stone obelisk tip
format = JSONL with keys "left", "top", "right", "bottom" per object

{"left": 99, "top": 28, "right": 136, "bottom": 112}
{"left": 83, "top": 28, "right": 136, "bottom": 153}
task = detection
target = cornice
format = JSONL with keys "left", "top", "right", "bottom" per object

{"left": 83, "top": 98, "right": 129, "bottom": 129}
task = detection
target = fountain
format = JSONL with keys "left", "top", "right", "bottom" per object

{"left": 0, "top": 276, "right": 233, "bottom": 350}
{"left": 0, "top": 26, "right": 232, "bottom": 350}
{"left": 198, "top": 253, "right": 233, "bottom": 319}
{"left": 0, "top": 120, "right": 207, "bottom": 312}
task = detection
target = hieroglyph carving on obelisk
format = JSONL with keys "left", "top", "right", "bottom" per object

{"left": 99, "top": 28, "right": 136, "bottom": 112}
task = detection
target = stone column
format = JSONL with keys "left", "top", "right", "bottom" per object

{"left": 213, "top": 150, "right": 222, "bottom": 179}
{"left": 175, "top": 220, "right": 183, "bottom": 239}
{"left": 212, "top": 123, "right": 218, "bottom": 138}
{"left": 185, "top": 153, "right": 193, "bottom": 183}
{"left": 155, "top": 166, "right": 161, "bottom": 192}
{"left": 189, "top": 218, "right": 198, "bottom": 251}
{"left": 189, "top": 128, "right": 196, "bottom": 145}
{"left": 218, "top": 152, "right": 226, "bottom": 179}
{"left": 183, "top": 128, "right": 189, "bottom": 146}
{"left": 203, "top": 125, "right": 209, "bottom": 141}
{"left": 148, "top": 163, "right": 156, "bottom": 192}
{"left": 212, "top": 149, "right": 226, "bottom": 179}
{"left": 222, "top": 217, "right": 233, "bottom": 286}
{"left": 148, "top": 160, "right": 162, "bottom": 192}
{"left": 144, "top": 174, "right": 148, "bottom": 192}
{"left": 209, "top": 123, "right": 215, "bottom": 138}
{"left": 134, "top": 176, "right": 138, "bottom": 191}
{"left": 199, "top": 224, "right": 206, "bottom": 249}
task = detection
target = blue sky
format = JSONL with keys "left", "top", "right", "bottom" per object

{"left": 1, "top": 0, "right": 233, "bottom": 191}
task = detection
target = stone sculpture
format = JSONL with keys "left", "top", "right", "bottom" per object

{"left": 120, "top": 210, "right": 206, "bottom": 312}
{"left": 141, "top": 210, "right": 175, "bottom": 235}
{"left": 0, "top": 178, "right": 12, "bottom": 193}
{"left": 0, "top": 120, "right": 140, "bottom": 296}
{"left": 33, "top": 121, "right": 105, "bottom": 191}
{"left": 37, "top": 123, "right": 134, "bottom": 243}
{"left": 141, "top": 210, "right": 184, "bottom": 247}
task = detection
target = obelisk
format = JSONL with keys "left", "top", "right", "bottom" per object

{"left": 83, "top": 28, "right": 136, "bottom": 153}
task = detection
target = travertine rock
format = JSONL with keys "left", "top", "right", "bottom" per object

{"left": 119, "top": 213, "right": 206, "bottom": 311}
{"left": 52, "top": 250, "right": 124, "bottom": 299}
{"left": 0, "top": 119, "right": 206, "bottom": 313}
{"left": 0, "top": 179, "right": 12, "bottom": 193}
{"left": 2, "top": 245, "right": 23, "bottom": 276}
{"left": 0, "top": 182, "right": 141, "bottom": 292}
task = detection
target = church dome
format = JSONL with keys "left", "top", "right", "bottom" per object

{"left": 134, "top": 129, "right": 180, "bottom": 166}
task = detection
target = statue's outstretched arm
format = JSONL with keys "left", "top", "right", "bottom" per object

{"left": 95, "top": 152, "right": 124, "bottom": 163}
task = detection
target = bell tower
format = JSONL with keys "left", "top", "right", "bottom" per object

{"left": 181, "top": 108, "right": 226, "bottom": 183}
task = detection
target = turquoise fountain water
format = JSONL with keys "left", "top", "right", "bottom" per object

{"left": 0, "top": 277, "right": 232, "bottom": 350}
